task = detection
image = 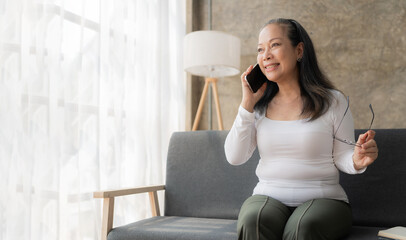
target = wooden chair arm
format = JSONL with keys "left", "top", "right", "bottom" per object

{"left": 94, "top": 185, "right": 165, "bottom": 240}
{"left": 94, "top": 185, "right": 165, "bottom": 198}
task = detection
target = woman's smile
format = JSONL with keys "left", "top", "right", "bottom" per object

{"left": 264, "top": 63, "right": 280, "bottom": 72}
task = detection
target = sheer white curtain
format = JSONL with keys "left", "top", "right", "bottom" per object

{"left": 0, "top": 0, "right": 186, "bottom": 239}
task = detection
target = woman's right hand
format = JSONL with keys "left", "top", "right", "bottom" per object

{"left": 240, "top": 65, "right": 267, "bottom": 112}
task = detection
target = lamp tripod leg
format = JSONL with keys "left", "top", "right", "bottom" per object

{"left": 210, "top": 79, "right": 224, "bottom": 130}
{"left": 192, "top": 79, "right": 210, "bottom": 131}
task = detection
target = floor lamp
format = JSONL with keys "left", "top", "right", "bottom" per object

{"left": 184, "top": 30, "right": 240, "bottom": 131}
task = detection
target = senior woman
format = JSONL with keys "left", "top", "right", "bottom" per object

{"left": 225, "top": 18, "right": 378, "bottom": 240}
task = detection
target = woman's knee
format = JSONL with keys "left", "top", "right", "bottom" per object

{"left": 238, "top": 205, "right": 259, "bottom": 232}
{"left": 237, "top": 195, "right": 267, "bottom": 234}
{"left": 283, "top": 199, "right": 352, "bottom": 240}
{"left": 238, "top": 195, "right": 291, "bottom": 240}
{"left": 294, "top": 214, "right": 324, "bottom": 239}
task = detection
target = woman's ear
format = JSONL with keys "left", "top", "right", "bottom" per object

{"left": 297, "top": 42, "right": 304, "bottom": 59}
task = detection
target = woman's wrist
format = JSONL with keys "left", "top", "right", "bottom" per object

{"left": 240, "top": 101, "right": 254, "bottom": 113}
{"left": 352, "top": 157, "right": 363, "bottom": 171}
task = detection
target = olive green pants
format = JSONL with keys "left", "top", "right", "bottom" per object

{"left": 237, "top": 195, "right": 352, "bottom": 240}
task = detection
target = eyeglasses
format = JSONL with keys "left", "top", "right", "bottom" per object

{"left": 333, "top": 96, "right": 374, "bottom": 147}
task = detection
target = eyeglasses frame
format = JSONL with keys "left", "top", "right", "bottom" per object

{"left": 333, "top": 96, "right": 374, "bottom": 148}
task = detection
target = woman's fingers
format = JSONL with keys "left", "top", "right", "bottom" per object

{"left": 240, "top": 65, "right": 257, "bottom": 112}
{"left": 361, "top": 139, "right": 377, "bottom": 149}
{"left": 241, "top": 65, "right": 253, "bottom": 82}
{"left": 358, "top": 146, "right": 378, "bottom": 154}
{"left": 365, "top": 130, "right": 376, "bottom": 142}
{"left": 357, "top": 130, "right": 376, "bottom": 146}
{"left": 358, "top": 139, "right": 378, "bottom": 161}
{"left": 354, "top": 131, "right": 378, "bottom": 168}
{"left": 357, "top": 133, "right": 367, "bottom": 145}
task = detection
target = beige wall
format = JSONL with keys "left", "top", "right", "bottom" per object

{"left": 188, "top": 0, "right": 406, "bottom": 130}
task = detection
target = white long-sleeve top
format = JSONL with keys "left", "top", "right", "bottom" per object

{"left": 224, "top": 90, "right": 366, "bottom": 207}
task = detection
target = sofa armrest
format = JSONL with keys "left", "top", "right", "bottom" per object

{"left": 94, "top": 185, "right": 165, "bottom": 240}
{"left": 94, "top": 185, "right": 165, "bottom": 198}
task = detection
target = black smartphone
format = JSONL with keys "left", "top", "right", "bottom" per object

{"left": 245, "top": 64, "right": 267, "bottom": 93}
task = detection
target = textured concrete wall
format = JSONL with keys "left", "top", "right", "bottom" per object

{"left": 190, "top": 0, "right": 406, "bottom": 130}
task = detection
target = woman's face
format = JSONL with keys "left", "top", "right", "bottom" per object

{"left": 257, "top": 24, "right": 302, "bottom": 83}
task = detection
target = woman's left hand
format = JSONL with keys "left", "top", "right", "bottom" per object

{"left": 353, "top": 130, "right": 378, "bottom": 170}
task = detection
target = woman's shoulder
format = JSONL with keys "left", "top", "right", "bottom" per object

{"left": 328, "top": 89, "right": 347, "bottom": 105}
{"left": 329, "top": 89, "right": 345, "bottom": 99}
{"left": 326, "top": 89, "right": 349, "bottom": 117}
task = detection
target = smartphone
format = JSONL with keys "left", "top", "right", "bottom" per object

{"left": 245, "top": 64, "right": 267, "bottom": 93}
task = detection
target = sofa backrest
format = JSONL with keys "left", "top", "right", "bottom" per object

{"left": 164, "top": 129, "right": 406, "bottom": 227}
{"left": 340, "top": 129, "right": 406, "bottom": 227}
{"left": 164, "top": 131, "right": 259, "bottom": 219}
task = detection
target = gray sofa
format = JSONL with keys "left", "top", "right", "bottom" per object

{"left": 94, "top": 129, "right": 406, "bottom": 240}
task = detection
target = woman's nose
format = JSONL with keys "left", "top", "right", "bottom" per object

{"left": 263, "top": 48, "right": 272, "bottom": 61}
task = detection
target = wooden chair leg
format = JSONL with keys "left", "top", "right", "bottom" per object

{"left": 101, "top": 197, "right": 114, "bottom": 240}
{"left": 149, "top": 191, "right": 160, "bottom": 217}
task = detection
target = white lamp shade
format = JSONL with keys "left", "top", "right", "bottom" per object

{"left": 184, "top": 30, "right": 240, "bottom": 78}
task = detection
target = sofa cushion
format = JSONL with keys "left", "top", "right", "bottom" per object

{"left": 164, "top": 131, "right": 259, "bottom": 219}
{"left": 108, "top": 216, "right": 385, "bottom": 240}
{"left": 340, "top": 129, "right": 406, "bottom": 227}
{"left": 107, "top": 216, "right": 237, "bottom": 240}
